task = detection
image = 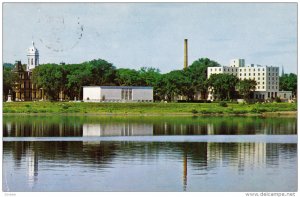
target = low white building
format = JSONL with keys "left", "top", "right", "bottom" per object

{"left": 83, "top": 86, "right": 153, "bottom": 102}
{"left": 278, "top": 91, "right": 293, "bottom": 101}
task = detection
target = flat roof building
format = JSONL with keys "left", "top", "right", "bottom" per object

{"left": 207, "top": 59, "right": 286, "bottom": 100}
{"left": 83, "top": 86, "right": 153, "bottom": 102}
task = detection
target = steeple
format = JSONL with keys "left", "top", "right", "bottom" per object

{"left": 27, "top": 41, "right": 39, "bottom": 71}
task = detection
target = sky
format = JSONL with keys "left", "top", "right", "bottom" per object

{"left": 3, "top": 3, "right": 298, "bottom": 74}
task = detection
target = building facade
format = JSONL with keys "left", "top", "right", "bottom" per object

{"left": 12, "top": 61, "right": 45, "bottom": 101}
{"left": 83, "top": 86, "right": 153, "bottom": 102}
{"left": 12, "top": 42, "right": 46, "bottom": 101}
{"left": 207, "top": 59, "right": 283, "bottom": 100}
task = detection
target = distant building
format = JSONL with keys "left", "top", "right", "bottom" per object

{"left": 207, "top": 58, "right": 292, "bottom": 101}
{"left": 12, "top": 42, "right": 46, "bottom": 101}
{"left": 83, "top": 86, "right": 153, "bottom": 102}
{"left": 12, "top": 60, "right": 44, "bottom": 101}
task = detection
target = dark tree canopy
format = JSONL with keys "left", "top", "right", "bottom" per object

{"left": 280, "top": 73, "right": 297, "bottom": 97}
{"left": 237, "top": 79, "right": 257, "bottom": 101}
{"left": 207, "top": 73, "right": 239, "bottom": 100}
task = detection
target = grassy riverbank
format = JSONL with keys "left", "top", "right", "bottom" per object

{"left": 2, "top": 101, "right": 297, "bottom": 115}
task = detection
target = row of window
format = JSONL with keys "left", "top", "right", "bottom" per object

{"left": 255, "top": 92, "right": 278, "bottom": 99}
{"left": 210, "top": 67, "right": 279, "bottom": 72}
{"left": 256, "top": 86, "right": 278, "bottom": 90}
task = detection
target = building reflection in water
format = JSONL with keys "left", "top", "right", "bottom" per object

{"left": 3, "top": 139, "right": 296, "bottom": 191}
{"left": 82, "top": 123, "right": 153, "bottom": 136}
{"left": 27, "top": 148, "right": 38, "bottom": 188}
{"left": 3, "top": 116, "right": 297, "bottom": 137}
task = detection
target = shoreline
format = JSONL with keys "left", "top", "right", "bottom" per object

{"left": 2, "top": 111, "right": 297, "bottom": 117}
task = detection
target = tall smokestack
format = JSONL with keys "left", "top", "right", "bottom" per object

{"left": 184, "top": 39, "right": 188, "bottom": 69}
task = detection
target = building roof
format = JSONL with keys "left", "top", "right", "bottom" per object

{"left": 83, "top": 86, "right": 153, "bottom": 89}
{"left": 27, "top": 41, "right": 39, "bottom": 55}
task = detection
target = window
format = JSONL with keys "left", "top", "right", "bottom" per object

{"left": 263, "top": 77, "right": 264, "bottom": 80}
{"left": 249, "top": 73, "right": 251, "bottom": 76}
{"left": 258, "top": 77, "right": 260, "bottom": 80}
{"left": 258, "top": 73, "right": 260, "bottom": 76}
{"left": 240, "top": 73, "right": 242, "bottom": 76}
{"left": 269, "top": 73, "right": 270, "bottom": 76}
{"left": 258, "top": 69, "right": 260, "bottom": 71}
{"left": 253, "top": 73, "right": 255, "bottom": 76}
{"left": 263, "top": 82, "right": 264, "bottom": 84}
{"left": 263, "top": 86, "right": 264, "bottom": 89}
{"left": 219, "top": 68, "right": 221, "bottom": 71}
{"left": 263, "top": 73, "right": 265, "bottom": 76}
{"left": 258, "top": 86, "right": 260, "bottom": 89}
{"left": 31, "top": 59, "right": 33, "bottom": 65}
{"left": 244, "top": 73, "right": 246, "bottom": 76}
{"left": 121, "top": 88, "right": 133, "bottom": 100}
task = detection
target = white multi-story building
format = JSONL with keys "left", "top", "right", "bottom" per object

{"left": 207, "top": 59, "right": 280, "bottom": 100}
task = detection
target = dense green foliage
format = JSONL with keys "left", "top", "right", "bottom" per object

{"left": 3, "top": 64, "right": 19, "bottom": 100}
{"left": 3, "top": 57, "right": 297, "bottom": 101}
{"left": 207, "top": 74, "right": 239, "bottom": 100}
{"left": 6, "top": 58, "right": 221, "bottom": 101}
{"left": 237, "top": 79, "right": 257, "bottom": 100}
{"left": 280, "top": 73, "right": 297, "bottom": 97}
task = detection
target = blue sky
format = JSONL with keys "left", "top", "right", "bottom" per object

{"left": 3, "top": 3, "right": 297, "bottom": 73}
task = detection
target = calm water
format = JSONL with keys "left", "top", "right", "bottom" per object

{"left": 2, "top": 115, "right": 297, "bottom": 192}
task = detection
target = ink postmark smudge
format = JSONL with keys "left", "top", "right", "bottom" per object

{"left": 36, "top": 15, "right": 84, "bottom": 52}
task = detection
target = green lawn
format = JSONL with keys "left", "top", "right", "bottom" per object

{"left": 2, "top": 101, "right": 297, "bottom": 115}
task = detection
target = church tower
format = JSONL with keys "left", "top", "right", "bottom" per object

{"left": 27, "top": 41, "right": 39, "bottom": 71}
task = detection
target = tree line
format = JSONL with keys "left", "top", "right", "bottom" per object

{"left": 3, "top": 58, "right": 297, "bottom": 101}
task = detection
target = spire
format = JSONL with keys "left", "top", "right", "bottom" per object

{"left": 32, "top": 41, "right": 35, "bottom": 47}
{"left": 281, "top": 65, "right": 285, "bottom": 77}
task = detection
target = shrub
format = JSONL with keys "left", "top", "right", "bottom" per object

{"left": 191, "top": 109, "right": 198, "bottom": 114}
{"left": 219, "top": 101, "right": 228, "bottom": 107}
{"left": 62, "top": 104, "right": 69, "bottom": 110}
{"left": 275, "top": 97, "right": 281, "bottom": 103}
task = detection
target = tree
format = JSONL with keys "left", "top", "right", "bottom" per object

{"left": 237, "top": 79, "right": 257, "bottom": 101}
{"left": 207, "top": 74, "right": 239, "bottom": 100}
{"left": 64, "top": 63, "right": 92, "bottom": 99}
{"left": 187, "top": 58, "right": 220, "bottom": 99}
{"left": 3, "top": 63, "right": 19, "bottom": 100}
{"left": 32, "top": 64, "right": 65, "bottom": 100}
{"left": 280, "top": 73, "right": 297, "bottom": 97}
{"left": 85, "top": 59, "right": 117, "bottom": 85}
{"left": 116, "top": 68, "right": 141, "bottom": 86}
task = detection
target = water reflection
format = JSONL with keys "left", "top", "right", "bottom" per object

{"left": 3, "top": 141, "right": 297, "bottom": 192}
{"left": 3, "top": 116, "right": 297, "bottom": 137}
{"left": 83, "top": 123, "right": 153, "bottom": 136}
